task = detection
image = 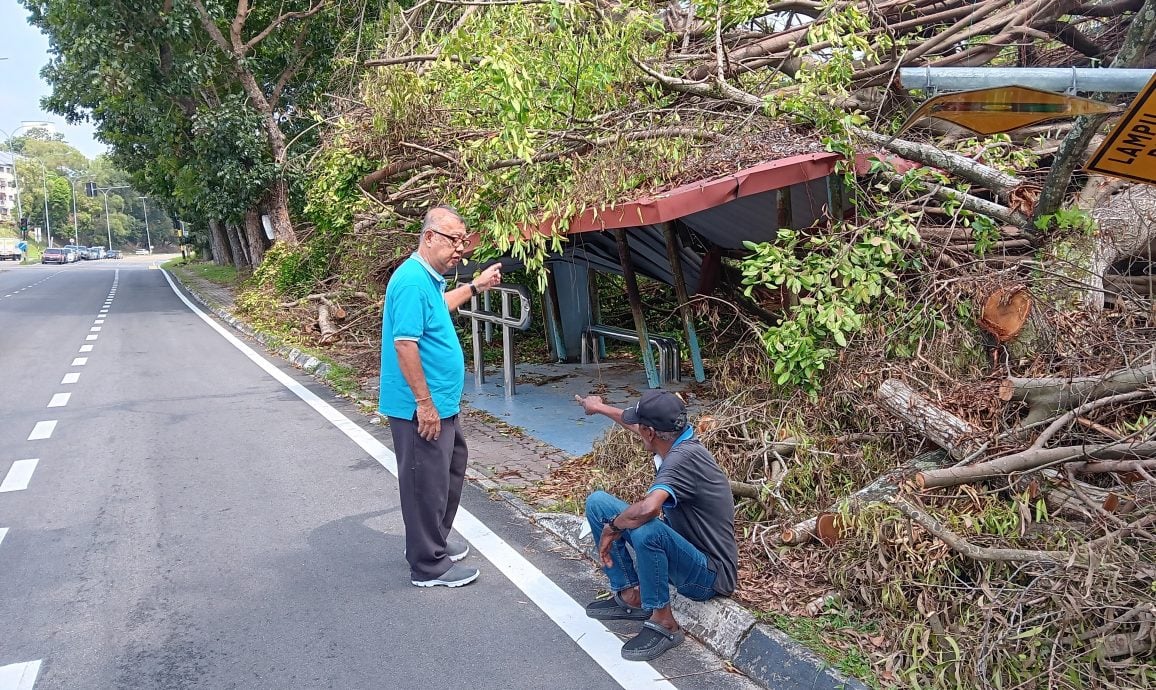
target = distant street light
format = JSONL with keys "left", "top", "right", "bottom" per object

{"left": 0, "top": 125, "right": 35, "bottom": 229}
{"left": 87, "top": 184, "right": 131, "bottom": 250}
{"left": 61, "top": 168, "right": 92, "bottom": 245}
{"left": 138, "top": 196, "right": 152, "bottom": 253}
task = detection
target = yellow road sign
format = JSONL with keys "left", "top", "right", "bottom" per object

{"left": 899, "top": 86, "right": 1118, "bottom": 136}
{"left": 1087, "top": 73, "right": 1156, "bottom": 184}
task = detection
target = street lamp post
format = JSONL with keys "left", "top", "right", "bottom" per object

{"left": 61, "top": 169, "right": 91, "bottom": 246}
{"left": 34, "top": 160, "right": 51, "bottom": 247}
{"left": 138, "top": 196, "right": 152, "bottom": 254}
{"left": 0, "top": 125, "right": 31, "bottom": 227}
{"left": 92, "top": 184, "right": 130, "bottom": 251}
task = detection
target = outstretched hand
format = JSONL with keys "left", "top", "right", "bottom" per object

{"left": 472, "top": 263, "right": 502, "bottom": 292}
{"left": 575, "top": 394, "right": 603, "bottom": 416}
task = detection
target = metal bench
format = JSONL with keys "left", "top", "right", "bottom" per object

{"left": 580, "top": 324, "right": 681, "bottom": 384}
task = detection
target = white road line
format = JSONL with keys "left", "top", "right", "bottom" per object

{"left": 0, "top": 459, "right": 39, "bottom": 492}
{"left": 72, "top": 358, "right": 88, "bottom": 366}
{"left": 160, "top": 270, "right": 675, "bottom": 690}
{"left": 62, "top": 373, "right": 80, "bottom": 384}
{"left": 90, "top": 327, "right": 101, "bottom": 332}
{"left": 78, "top": 345, "right": 93, "bottom": 353}
{"left": 47, "top": 393, "right": 71, "bottom": 408}
{"left": 94, "top": 320, "right": 104, "bottom": 325}
{"left": 28, "top": 421, "right": 56, "bottom": 441}
{"left": 0, "top": 660, "right": 42, "bottom": 690}
{"left": 85, "top": 335, "right": 98, "bottom": 341}
{"left": 0, "top": 527, "right": 6, "bottom": 547}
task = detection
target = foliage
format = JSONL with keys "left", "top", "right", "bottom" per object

{"left": 739, "top": 213, "right": 919, "bottom": 394}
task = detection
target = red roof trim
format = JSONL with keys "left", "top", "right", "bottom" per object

{"left": 532, "top": 151, "right": 843, "bottom": 237}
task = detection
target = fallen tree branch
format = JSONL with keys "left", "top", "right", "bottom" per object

{"left": 782, "top": 449, "right": 951, "bottom": 545}
{"left": 917, "top": 441, "right": 1156, "bottom": 488}
{"left": 1001, "top": 362, "right": 1156, "bottom": 426}
{"left": 876, "top": 378, "right": 986, "bottom": 460}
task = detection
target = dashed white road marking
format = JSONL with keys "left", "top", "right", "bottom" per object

{"left": 62, "top": 373, "right": 80, "bottom": 384}
{"left": 85, "top": 335, "right": 98, "bottom": 341}
{"left": 47, "top": 393, "right": 71, "bottom": 408}
{"left": 0, "top": 527, "right": 6, "bottom": 547}
{"left": 94, "top": 320, "right": 104, "bottom": 325}
{"left": 28, "top": 421, "right": 56, "bottom": 441}
{"left": 78, "top": 345, "right": 93, "bottom": 353}
{"left": 160, "top": 269, "right": 676, "bottom": 690}
{"left": 72, "top": 358, "right": 88, "bottom": 366}
{"left": 0, "top": 660, "right": 42, "bottom": 690}
{"left": 0, "top": 459, "right": 39, "bottom": 493}
{"left": 90, "top": 327, "right": 101, "bottom": 332}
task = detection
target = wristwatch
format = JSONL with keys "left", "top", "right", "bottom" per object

{"left": 604, "top": 514, "right": 623, "bottom": 535}
{"left": 469, "top": 282, "right": 480, "bottom": 296}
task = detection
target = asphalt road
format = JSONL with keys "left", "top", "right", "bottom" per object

{"left": 0, "top": 258, "right": 759, "bottom": 690}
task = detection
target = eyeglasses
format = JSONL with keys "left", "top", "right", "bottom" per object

{"left": 429, "top": 229, "right": 470, "bottom": 248}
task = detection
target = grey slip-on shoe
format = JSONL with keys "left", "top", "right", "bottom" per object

{"left": 411, "top": 564, "right": 480, "bottom": 588}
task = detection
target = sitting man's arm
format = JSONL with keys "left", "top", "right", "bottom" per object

{"left": 575, "top": 395, "right": 643, "bottom": 440}
{"left": 597, "top": 489, "right": 668, "bottom": 567}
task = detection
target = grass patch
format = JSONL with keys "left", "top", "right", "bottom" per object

{"left": 324, "top": 361, "right": 359, "bottom": 397}
{"left": 763, "top": 609, "right": 881, "bottom": 688}
{"left": 185, "top": 262, "right": 239, "bottom": 285}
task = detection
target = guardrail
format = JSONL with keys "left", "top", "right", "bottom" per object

{"left": 580, "top": 324, "right": 681, "bottom": 384}
{"left": 459, "top": 284, "right": 532, "bottom": 396}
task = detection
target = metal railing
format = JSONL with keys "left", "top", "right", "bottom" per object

{"left": 580, "top": 324, "right": 682, "bottom": 384}
{"left": 459, "top": 284, "right": 532, "bottom": 396}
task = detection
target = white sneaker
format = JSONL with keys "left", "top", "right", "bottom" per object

{"left": 411, "top": 564, "right": 480, "bottom": 588}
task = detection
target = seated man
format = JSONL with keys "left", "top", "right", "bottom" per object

{"left": 575, "top": 390, "right": 739, "bottom": 662}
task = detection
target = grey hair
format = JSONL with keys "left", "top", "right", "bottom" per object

{"left": 421, "top": 204, "right": 463, "bottom": 234}
{"left": 652, "top": 429, "right": 680, "bottom": 442}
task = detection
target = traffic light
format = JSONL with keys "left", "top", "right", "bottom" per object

{"left": 18, "top": 216, "right": 28, "bottom": 238}
{"left": 84, "top": 182, "right": 97, "bottom": 197}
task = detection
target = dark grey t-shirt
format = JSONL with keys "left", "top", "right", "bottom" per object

{"left": 650, "top": 438, "right": 739, "bottom": 595}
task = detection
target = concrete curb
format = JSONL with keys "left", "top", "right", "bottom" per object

{"left": 528, "top": 513, "right": 868, "bottom": 690}
{"left": 168, "top": 270, "right": 869, "bottom": 690}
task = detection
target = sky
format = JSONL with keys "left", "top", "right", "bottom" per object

{"left": 0, "top": 3, "right": 106, "bottom": 160}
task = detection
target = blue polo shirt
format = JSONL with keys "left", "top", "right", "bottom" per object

{"left": 378, "top": 253, "right": 465, "bottom": 419}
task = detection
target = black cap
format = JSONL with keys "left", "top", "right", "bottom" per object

{"left": 622, "top": 391, "right": 687, "bottom": 432}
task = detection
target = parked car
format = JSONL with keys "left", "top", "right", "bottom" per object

{"left": 107, "top": 249, "right": 122, "bottom": 259}
{"left": 134, "top": 248, "right": 150, "bottom": 255}
{"left": 41, "top": 248, "right": 67, "bottom": 264}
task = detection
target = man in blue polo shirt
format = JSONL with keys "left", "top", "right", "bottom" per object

{"left": 575, "top": 391, "right": 739, "bottom": 661}
{"left": 380, "top": 205, "right": 501, "bottom": 588}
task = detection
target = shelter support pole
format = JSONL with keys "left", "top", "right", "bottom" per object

{"left": 613, "top": 229, "right": 661, "bottom": 389}
{"left": 588, "top": 267, "right": 606, "bottom": 358}
{"left": 662, "top": 223, "right": 705, "bottom": 383}
{"left": 543, "top": 266, "right": 567, "bottom": 362}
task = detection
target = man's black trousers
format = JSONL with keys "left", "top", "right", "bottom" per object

{"left": 388, "top": 414, "right": 468, "bottom": 580}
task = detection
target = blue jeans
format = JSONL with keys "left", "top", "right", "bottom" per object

{"left": 585, "top": 490, "right": 717, "bottom": 611}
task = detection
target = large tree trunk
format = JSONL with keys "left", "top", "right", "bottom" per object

{"left": 207, "top": 218, "right": 232, "bottom": 266}
{"left": 243, "top": 208, "right": 268, "bottom": 267}
{"left": 1082, "top": 184, "right": 1156, "bottom": 309}
{"left": 225, "top": 220, "right": 249, "bottom": 269}
{"left": 265, "top": 179, "right": 297, "bottom": 246}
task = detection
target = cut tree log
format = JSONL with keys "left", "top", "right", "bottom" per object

{"left": 1000, "top": 360, "right": 1156, "bottom": 426}
{"left": 781, "top": 449, "right": 950, "bottom": 545}
{"left": 917, "top": 440, "right": 1156, "bottom": 488}
{"left": 876, "top": 378, "right": 986, "bottom": 461}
